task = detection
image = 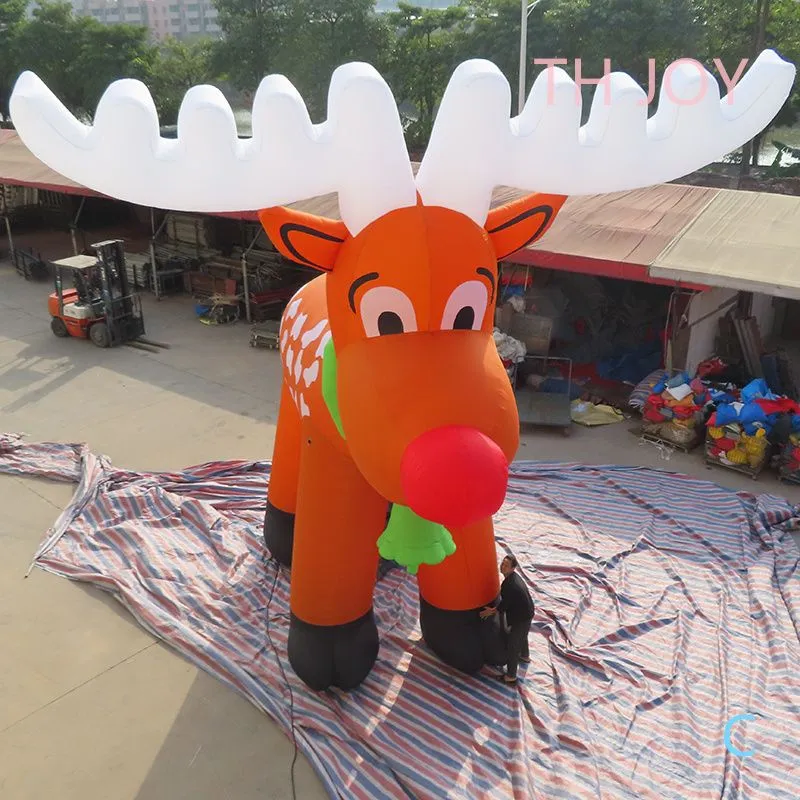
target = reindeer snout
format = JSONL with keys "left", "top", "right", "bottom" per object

{"left": 400, "top": 425, "right": 508, "bottom": 528}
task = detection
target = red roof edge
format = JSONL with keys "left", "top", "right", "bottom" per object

{"left": 505, "top": 248, "right": 709, "bottom": 291}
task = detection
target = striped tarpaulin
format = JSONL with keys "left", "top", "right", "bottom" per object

{"left": 2, "top": 432, "right": 799, "bottom": 799}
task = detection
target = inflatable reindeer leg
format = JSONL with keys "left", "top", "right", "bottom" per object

{"left": 12, "top": 50, "right": 794, "bottom": 690}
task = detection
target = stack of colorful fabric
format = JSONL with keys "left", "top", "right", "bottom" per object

{"left": 705, "top": 379, "right": 799, "bottom": 472}
{"left": 707, "top": 424, "right": 769, "bottom": 469}
{"left": 641, "top": 372, "right": 707, "bottom": 446}
{"left": 778, "top": 415, "right": 800, "bottom": 479}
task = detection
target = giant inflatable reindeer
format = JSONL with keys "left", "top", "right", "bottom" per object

{"left": 11, "top": 51, "right": 794, "bottom": 690}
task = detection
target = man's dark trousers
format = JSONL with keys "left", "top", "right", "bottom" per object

{"left": 506, "top": 616, "right": 532, "bottom": 679}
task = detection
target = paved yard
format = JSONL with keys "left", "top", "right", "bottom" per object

{"left": 1, "top": 258, "right": 798, "bottom": 799}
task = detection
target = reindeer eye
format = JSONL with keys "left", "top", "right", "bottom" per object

{"left": 441, "top": 281, "right": 488, "bottom": 331}
{"left": 453, "top": 307, "right": 475, "bottom": 330}
{"left": 378, "top": 311, "right": 404, "bottom": 335}
{"left": 360, "top": 286, "right": 417, "bottom": 338}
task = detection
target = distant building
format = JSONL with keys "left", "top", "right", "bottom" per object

{"left": 375, "top": 1, "right": 457, "bottom": 9}
{"left": 29, "top": 1, "right": 458, "bottom": 40}
{"left": 64, "top": 0, "right": 221, "bottom": 40}
{"left": 145, "top": 0, "right": 220, "bottom": 40}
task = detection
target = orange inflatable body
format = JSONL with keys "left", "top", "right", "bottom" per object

{"left": 260, "top": 195, "right": 565, "bottom": 690}
{"left": 11, "top": 53, "right": 795, "bottom": 692}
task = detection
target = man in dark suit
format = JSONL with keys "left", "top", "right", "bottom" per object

{"left": 480, "top": 554, "right": 534, "bottom": 685}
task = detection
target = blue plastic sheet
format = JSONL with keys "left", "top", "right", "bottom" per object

{"left": 741, "top": 378, "right": 777, "bottom": 403}
{"left": 739, "top": 403, "right": 767, "bottom": 426}
{"left": 715, "top": 404, "right": 740, "bottom": 425}
{"left": 666, "top": 372, "right": 691, "bottom": 389}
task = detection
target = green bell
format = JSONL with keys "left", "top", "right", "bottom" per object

{"left": 377, "top": 504, "right": 456, "bottom": 575}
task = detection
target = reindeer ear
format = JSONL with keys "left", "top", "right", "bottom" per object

{"left": 485, "top": 193, "right": 566, "bottom": 260}
{"left": 259, "top": 207, "right": 350, "bottom": 271}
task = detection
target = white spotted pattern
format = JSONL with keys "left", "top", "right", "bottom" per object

{"left": 281, "top": 293, "right": 330, "bottom": 422}
{"left": 302, "top": 360, "right": 320, "bottom": 387}
{"left": 301, "top": 319, "right": 328, "bottom": 349}
{"left": 285, "top": 298, "right": 302, "bottom": 319}
{"left": 290, "top": 312, "right": 308, "bottom": 341}
{"left": 315, "top": 329, "right": 332, "bottom": 359}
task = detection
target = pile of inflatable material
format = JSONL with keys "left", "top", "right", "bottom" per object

{"left": 705, "top": 379, "right": 800, "bottom": 475}
{"left": 493, "top": 328, "right": 526, "bottom": 381}
{"left": 777, "top": 415, "right": 800, "bottom": 483}
{"left": 641, "top": 371, "right": 708, "bottom": 448}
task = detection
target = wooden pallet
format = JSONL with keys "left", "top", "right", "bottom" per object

{"left": 776, "top": 440, "right": 800, "bottom": 484}
{"left": 640, "top": 430, "right": 701, "bottom": 454}
{"left": 704, "top": 440, "right": 772, "bottom": 480}
{"left": 249, "top": 322, "right": 280, "bottom": 349}
{"left": 778, "top": 469, "right": 800, "bottom": 485}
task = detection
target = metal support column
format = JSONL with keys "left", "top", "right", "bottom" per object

{"left": 241, "top": 228, "right": 263, "bottom": 323}
{"left": 3, "top": 214, "right": 13, "bottom": 266}
{"left": 1, "top": 185, "right": 14, "bottom": 267}
{"left": 149, "top": 208, "right": 168, "bottom": 301}
{"left": 69, "top": 196, "right": 86, "bottom": 256}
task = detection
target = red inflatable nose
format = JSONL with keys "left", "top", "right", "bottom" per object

{"left": 400, "top": 426, "right": 508, "bottom": 528}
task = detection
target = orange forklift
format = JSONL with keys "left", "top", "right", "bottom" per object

{"left": 49, "top": 239, "right": 150, "bottom": 349}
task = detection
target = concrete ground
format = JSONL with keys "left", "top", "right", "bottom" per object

{"left": 1, "top": 257, "right": 799, "bottom": 800}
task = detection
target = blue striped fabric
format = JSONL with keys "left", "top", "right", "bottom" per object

{"left": 2, "top": 433, "right": 799, "bottom": 799}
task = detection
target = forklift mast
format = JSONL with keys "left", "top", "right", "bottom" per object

{"left": 91, "top": 239, "right": 146, "bottom": 345}
{"left": 93, "top": 239, "right": 127, "bottom": 297}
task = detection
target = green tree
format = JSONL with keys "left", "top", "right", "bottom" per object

{"left": 72, "top": 20, "right": 155, "bottom": 112}
{"left": 149, "top": 37, "right": 217, "bottom": 124}
{"left": 694, "top": 0, "right": 754, "bottom": 64}
{"left": 385, "top": 2, "right": 466, "bottom": 151}
{"left": 214, "top": 0, "right": 388, "bottom": 117}
{"left": 696, "top": 0, "right": 800, "bottom": 168}
{"left": 277, "top": 0, "right": 390, "bottom": 116}
{"left": 12, "top": 2, "right": 153, "bottom": 117}
{"left": 455, "top": 0, "right": 532, "bottom": 89}
{"left": 12, "top": 3, "right": 84, "bottom": 110}
{"left": 537, "top": 0, "right": 700, "bottom": 87}
{"left": 0, "top": 0, "right": 27, "bottom": 121}
{"left": 212, "top": 0, "right": 291, "bottom": 89}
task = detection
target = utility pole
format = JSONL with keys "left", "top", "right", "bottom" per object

{"left": 519, "top": 1, "right": 528, "bottom": 115}
{"left": 519, "top": 0, "right": 547, "bottom": 115}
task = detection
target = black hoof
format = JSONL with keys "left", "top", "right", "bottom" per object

{"left": 288, "top": 610, "right": 379, "bottom": 691}
{"left": 419, "top": 596, "right": 506, "bottom": 674}
{"left": 264, "top": 500, "right": 294, "bottom": 567}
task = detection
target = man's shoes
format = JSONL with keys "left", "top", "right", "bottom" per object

{"left": 501, "top": 674, "right": 518, "bottom": 686}
{"left": 520, "top": 656, "right": 531, "bottom": 664}
{"left": 484, "top": 666, "right": 505, "bottom": 679}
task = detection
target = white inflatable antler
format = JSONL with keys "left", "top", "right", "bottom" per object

{"left": 10, "top": 63, "right": 417, "bottom": 235}
{"left": 416, "top": 50, "right": 796, "bottom": 225}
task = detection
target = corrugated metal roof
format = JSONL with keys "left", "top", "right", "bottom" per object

{"left": 0, "top": 129, "right": 102, "bottom": 196}
{"left": 523, "top": 184, "right": 721, "bottom": 265}
{"left": 650, "top": 188, "right": 800, "bottom": 299}
{"left": 5, "top": 129, "right": 799, "bottom": 296}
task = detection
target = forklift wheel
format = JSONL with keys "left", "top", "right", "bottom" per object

{"left": 89, "top": 322, "right": 111, "bottom": 348}
{"left": 50, "top": 317, "right": 68, "bottom": 338}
